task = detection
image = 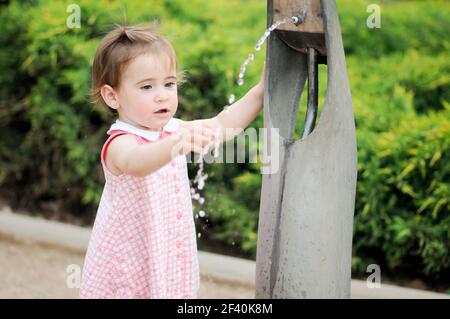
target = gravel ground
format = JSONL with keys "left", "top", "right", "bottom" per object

{"left": 0, "top": 234, "right": 254, "bottom": 299}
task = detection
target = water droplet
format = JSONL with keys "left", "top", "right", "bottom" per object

{"left": 197, "top": 233, "right": 202, "bottom": 238}
{"left": 198, "top": 197, "right": 205, "bottom": 205}
{"left": 237, "top": 78, "right": 244, "bottom": 86}
{"left": 192, "top": 193, "right": 200, "bottom": 200}
{"left": 228, "top": 94, "right": 235, "bottom": 104}
{"left": 199, "top": 210, "right": 206, "bottom": 218}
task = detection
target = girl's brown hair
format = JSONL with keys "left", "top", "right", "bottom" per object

{"left": 91, "top": 23, "right": 185, "bottom": 114}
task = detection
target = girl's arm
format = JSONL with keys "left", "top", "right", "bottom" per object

{"left": 108, "top": 122, "right": 216, "bottom": 177}
{"left": 213, "top": 84, "right": 264, "bottom": 142}
{"left": 195, "top": 64, "right": 266, "bottom": 143}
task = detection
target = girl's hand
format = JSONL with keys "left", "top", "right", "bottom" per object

{"left": 173, "top": 120, "right": 220, "bottom": 156}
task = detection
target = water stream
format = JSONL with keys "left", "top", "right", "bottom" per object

{"left": 190, "top": 15, "right": 303, "bottom": 238}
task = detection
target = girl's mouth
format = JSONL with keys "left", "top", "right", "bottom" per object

{"left": 154, "top": 108, "right": 169, "bottom": 114}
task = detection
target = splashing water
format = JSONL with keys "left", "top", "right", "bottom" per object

{"left": 191, "top": 15, "right": 300, "bottom": 232}
{"left": 237, "top": 53, "right": 255, "bottom": 86}
{"left": 255, "top": 17, "right": 293, "bottom": 51}
{"left": 190, "top": 141, "right": 219, "bottom": 217}
{"left": 226, "top": 16, "right": 296, "bottom": 106}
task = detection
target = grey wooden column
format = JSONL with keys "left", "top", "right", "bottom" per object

{"left": 255, "top": 0, "right": 357, "bottom": 298}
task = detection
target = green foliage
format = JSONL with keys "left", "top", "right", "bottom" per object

{"left": 355, "top": 104, "right": 450, "bottom": 275}
{"left": 338, "top": 0, "right": 450, "bottom": 58}
{"left": 0, "top": 0, "right": 448, "bottom": 281}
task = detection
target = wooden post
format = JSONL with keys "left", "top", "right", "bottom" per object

{"left": 273, "top": 0, "right": 326, "bottom": 57}
{"left": 255, "top": 0, "right": 357, "bottom": 298}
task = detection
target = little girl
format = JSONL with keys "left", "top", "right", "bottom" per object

{"left": 79, "top": 24, "right": 265, "bottom": 299}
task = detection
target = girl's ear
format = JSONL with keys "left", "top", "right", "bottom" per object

{"left": 100, "top": 84, "right": 120, "bottom": 111}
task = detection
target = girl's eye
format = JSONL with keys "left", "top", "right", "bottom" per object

{"left": 166, "top": 82, "right": 176, "bottom": 88}
{"left": 141, "top": 85, "right": 152, "bottom": 90}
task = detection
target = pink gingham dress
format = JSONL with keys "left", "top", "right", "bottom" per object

{"left": 79, "top": 118, "right": 199, "bottom": 299}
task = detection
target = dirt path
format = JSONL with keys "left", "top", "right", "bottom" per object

{"left": 0, "top": 234, "right": 254, "bottom": 299}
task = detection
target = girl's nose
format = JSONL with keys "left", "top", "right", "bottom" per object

{"left": 155, "top": 88, "right": 168, "bottom": 101}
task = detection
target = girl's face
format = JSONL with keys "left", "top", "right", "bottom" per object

{"left": 115, "top": 52, "right": 178, "bottom": 131}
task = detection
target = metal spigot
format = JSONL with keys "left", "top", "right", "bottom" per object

{"left": 291, "top": 6, "right": 308, "bottom": 25}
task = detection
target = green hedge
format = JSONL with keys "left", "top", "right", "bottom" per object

{"left": 354, "top": 105, "right": 450, "bottom": 275}
{"left": 0, "top": 0, "right": 449, "bottom": 281}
